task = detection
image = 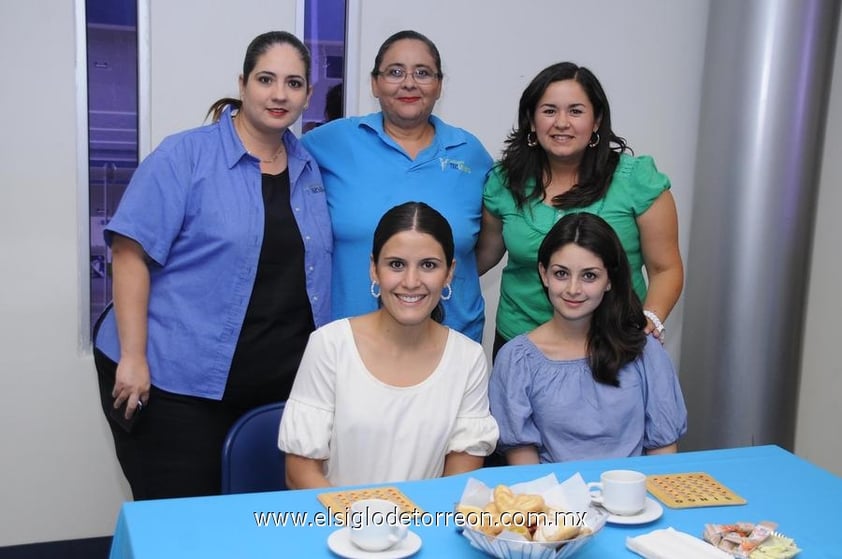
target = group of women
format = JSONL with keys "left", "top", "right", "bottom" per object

{"left": 93, "top": 29, "right": 687, "bottom": 500}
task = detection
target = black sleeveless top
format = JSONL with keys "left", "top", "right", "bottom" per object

{"left": 224, "top": 169, "right": 315, "bottom": 406}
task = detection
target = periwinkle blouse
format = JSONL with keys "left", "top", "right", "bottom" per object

{"left": 489, "top": 335, "right": 687, "bottom": 463}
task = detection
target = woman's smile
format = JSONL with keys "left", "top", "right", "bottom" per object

{"left": 396, "top": 293, "right": 426, "bottom": 304}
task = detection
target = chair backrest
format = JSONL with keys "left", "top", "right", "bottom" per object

{"left": 221, "top": 401, "right": 286, "bottom": 494}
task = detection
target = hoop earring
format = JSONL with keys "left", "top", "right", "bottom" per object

{"left": 370, "top": 281, "right": 381, "bottom": 298}
{"left": 588, "top": 132, "right": 600, "bottom": 148}
{"left": 526, "top": 131, "right": 538, "bottom": 148}
{"left": 441, "top": 284, "right": 452, "bottom": 301}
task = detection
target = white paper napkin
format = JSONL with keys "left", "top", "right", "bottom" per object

{"left": 627, "top": 527, "right": 734, "bottom": 559}
{"left": 544, "top": 472, "right": 591, "bottom": 515}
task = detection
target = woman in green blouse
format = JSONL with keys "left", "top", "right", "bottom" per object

{"left": 477, "top": 62, "right": 683, "bottom": 356}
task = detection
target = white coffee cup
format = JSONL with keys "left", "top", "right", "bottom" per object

{"left": 587, "top": 469, "right": 647, "bottom": 516}
{"left": 348, "top": 498, "right": 409, "bottom": 552}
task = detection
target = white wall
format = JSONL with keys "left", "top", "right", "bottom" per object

{"left": 147, "top": 0, "right": 298, "bottom": 147}
{"left": 0, "top": 0, "right": 838, "bottom": 547}
{"left": 796, "top": 19, "right": 842, "bottom": 477}
{"left": 0, "top": 2, "right": 128, "bottom": 545}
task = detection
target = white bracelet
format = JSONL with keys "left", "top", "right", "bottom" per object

{"left": 643, "top": 310, "right": 665, "bottom": 334}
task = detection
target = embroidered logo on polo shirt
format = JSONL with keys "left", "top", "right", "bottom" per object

{"left": 439, "top": 157, "right": 472, "bottom": 173}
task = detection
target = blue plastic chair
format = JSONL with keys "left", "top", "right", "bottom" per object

{"left": 221, "top": 401, "right": 287, "bottom": 494}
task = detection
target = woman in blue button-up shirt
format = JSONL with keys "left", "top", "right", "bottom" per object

{"left": 93, "top": 31, "right": 332, "bottom": 500}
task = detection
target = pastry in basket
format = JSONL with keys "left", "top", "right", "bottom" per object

{"left": 457, "top": 475, "right": 607, "bottom": 559}
{"left": 492, "top": 485, "right": 544, "bottom": 536}
{"left": 493, "top": 485, "right": 546, "bottom": 516}
{"left": 493, "top": 485, "right": 517, "bottom": 511}
{"left": 533, "top": 508, "right": 587, "bottom": 543}
{"left": 512, "top": 493, "right": 547, "bottom": 514}
{"left": 456, "top": 504, "right": 504, "bottom": 536}
{"left": 482, "top": 501, "right": 504, "bottom": 535}
{"left": 461, "top": 483, "right": 587, "bottom": 543}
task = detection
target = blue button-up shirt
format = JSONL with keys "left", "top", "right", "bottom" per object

{"left": 95, "top": 106, "right": 332, "bottom": 399}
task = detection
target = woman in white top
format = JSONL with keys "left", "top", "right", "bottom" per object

{"left": 279, "top": 202, "right": 499, "bottom": 488}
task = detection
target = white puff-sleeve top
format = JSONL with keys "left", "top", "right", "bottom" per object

{"left": 278, "top": 319, "right": 499, "bottom": 486}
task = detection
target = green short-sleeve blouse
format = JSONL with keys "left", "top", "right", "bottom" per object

{"left": 483, "top": 153, "right": 670, "bottom": 340}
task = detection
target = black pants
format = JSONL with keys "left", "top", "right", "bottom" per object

{"left": 492, "top": 330, "right": 509, "bottom": 362}
{"left": 95, "top": 349, "right": 249, "bottom": 500}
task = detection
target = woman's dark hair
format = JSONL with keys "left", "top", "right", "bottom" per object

{"left": 372, "top": 202, "right": 454, "bottom": 324}
{"left": 206, "top": 31, "right": 312, "bottom": 122}
{"left": 501, "top": 62, "right": 631, "bottom": 210}
{"left": 538, "top": 212, "right": 646, "bottom": 386}
{"left": 370, "top": 30, "right": 444, "bottom": 79}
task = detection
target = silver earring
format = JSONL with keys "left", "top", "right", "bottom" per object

{"left": 441, "top": 284, "right": 452, "bottom": 301}
{"left": 588, "top": 132, "right": 600, "bottom": 148}
{"left": 526, "top": 131, "right": 538, "bottom": 147}
{"left": 370, "top": 281, "right": 380, "bottom": 298}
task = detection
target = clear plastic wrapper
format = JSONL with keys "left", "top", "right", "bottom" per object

{"left": 701, "top": 521, "right": 799, "bottom": 558}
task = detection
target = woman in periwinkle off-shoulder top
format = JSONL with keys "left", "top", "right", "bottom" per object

{"left": 489, "top": 213, "right": 686, "bottom": 465}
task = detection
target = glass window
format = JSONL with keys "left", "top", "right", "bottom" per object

{"left": 302, "top": 0, "right": 347, "bottom": 133}
{"left": 85, "top": 0, "right": 139, "bottom": 335}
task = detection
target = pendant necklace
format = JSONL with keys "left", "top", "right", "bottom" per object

{"left": 255, "top": 144, "right": 284, "bottom": 164}
{"left": 234, "top": 113, "right": 284, "bottom": 163}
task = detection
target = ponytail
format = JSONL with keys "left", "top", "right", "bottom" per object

{"left": 205, "top": 98, "right": 242, "bottom": 123}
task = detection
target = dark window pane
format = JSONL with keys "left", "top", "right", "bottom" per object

{"left": 86, "top": 0, "right": 138, "bottom": 334}
{"left": 302, "top": 0, "right": 347, "bottom": 132}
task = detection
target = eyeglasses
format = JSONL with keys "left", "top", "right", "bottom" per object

{"left": 376, "top": 66, "right": 440, "bottom": 85}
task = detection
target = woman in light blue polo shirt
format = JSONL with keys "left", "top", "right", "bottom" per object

{"left": 93, "top": 31, "right": 332, "bottom": 500}
{"left": 301, "top": 30, "right": 492, "bottom": 343}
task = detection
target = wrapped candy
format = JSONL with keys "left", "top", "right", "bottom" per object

{"left": 702, "top": 521, "right": 799, "bottom": 558}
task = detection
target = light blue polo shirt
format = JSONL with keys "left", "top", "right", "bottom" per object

{"left": 95, "top": 106, "right": 332, "bottom": 399}
{"left": 301, "top": 112, "right": 492, "bottom": 342}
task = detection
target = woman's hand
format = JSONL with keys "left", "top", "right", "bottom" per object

{"left": 643, "top": 310, "right": 666, "bottom": 344}
{"left": 112, "top": 355, "right": 150, "bottom": 418}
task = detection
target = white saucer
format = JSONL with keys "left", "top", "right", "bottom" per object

{"left": 603, "top": 497, "right": 663, "bottom": 525}
{"left": 327, "top": 527, "right": 422, "bottom": 559}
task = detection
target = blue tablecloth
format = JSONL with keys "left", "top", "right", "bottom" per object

{"left": 109, "top": 445, "right": 840, "bottom": 558}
